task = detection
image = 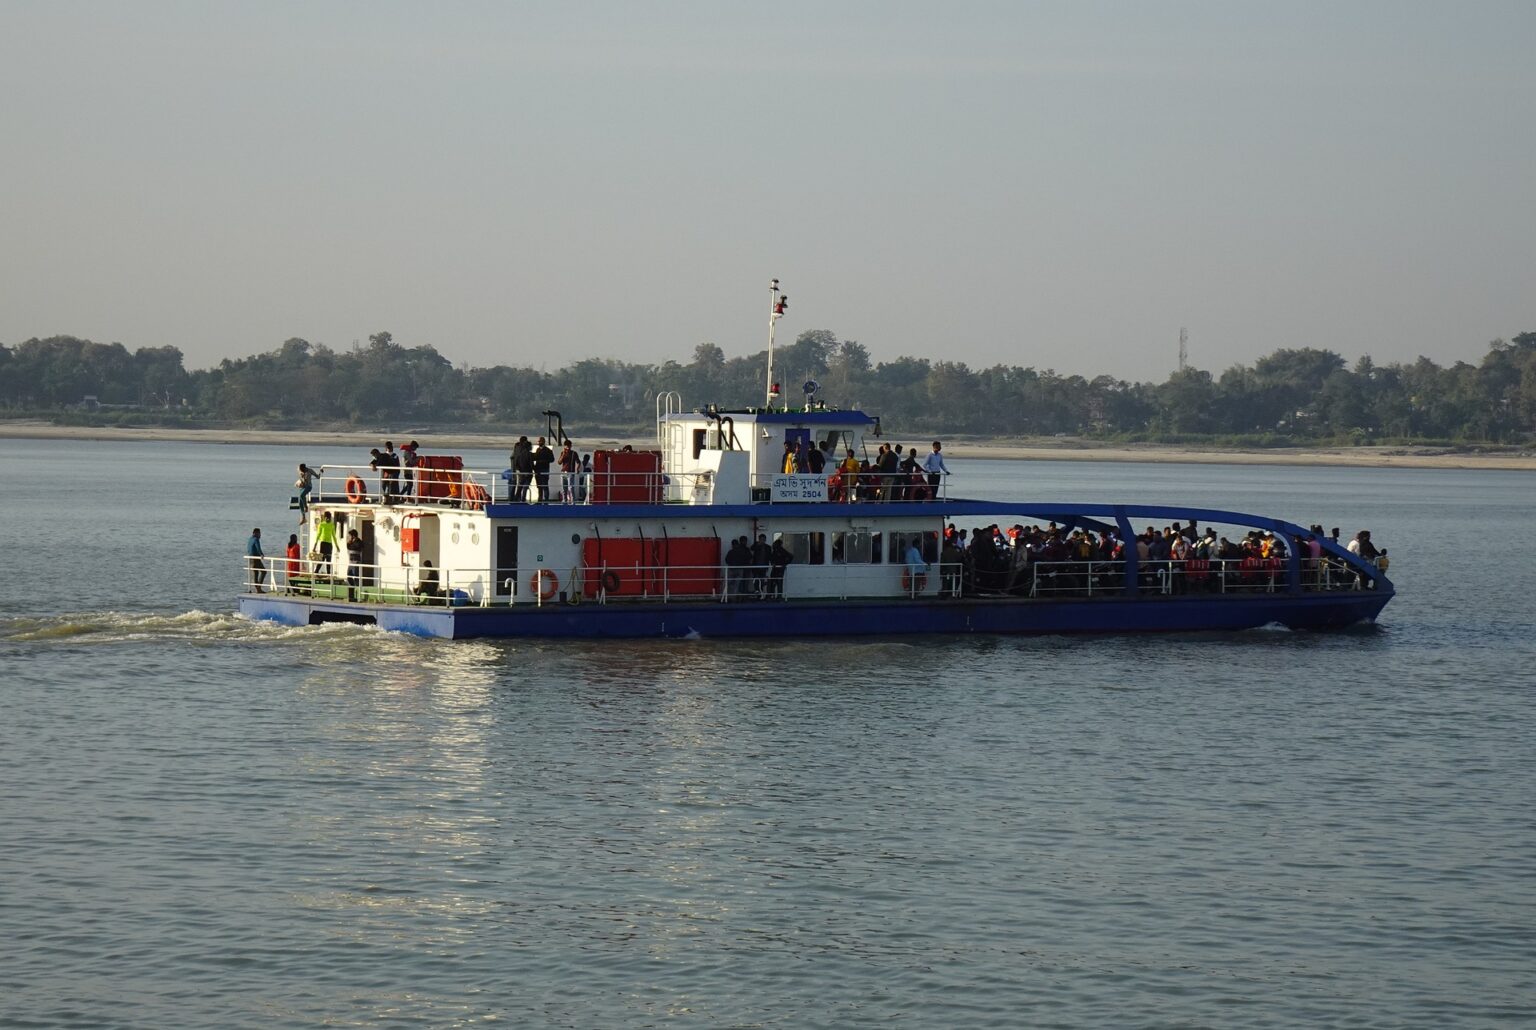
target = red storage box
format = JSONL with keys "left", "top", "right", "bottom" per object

{"left": 591, "top": 450, "right": 662, "bottom": 504}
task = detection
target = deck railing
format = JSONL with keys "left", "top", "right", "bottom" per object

{"left": 295, "top": 464, "right": 955, "bottom": 511}
{"left": 1018, "top": 557, "right": 1379, "bottom": 598}
{"left": 242, "top": 553, "right": 1382, "bottom": 609}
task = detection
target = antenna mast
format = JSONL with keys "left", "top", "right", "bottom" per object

{"left": 1178, "top": 327, "right": 1188, "bottom": 373}
{"left": 766, "top": 279, "right": 787, "bottom": 410}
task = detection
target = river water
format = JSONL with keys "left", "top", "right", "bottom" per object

{"left": 2, "top": 439, "right": 1532, "bottom": 1028}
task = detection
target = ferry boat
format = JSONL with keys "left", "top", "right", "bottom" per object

{"left": 238, "top": 284, "right": 1394, "bottom": 639}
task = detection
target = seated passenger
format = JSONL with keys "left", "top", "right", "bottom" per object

{"left": 415, "top": 560, "right": 442, "bottom": 600}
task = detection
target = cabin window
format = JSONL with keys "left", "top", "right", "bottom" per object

{"left": 775, "top": 531, "right": 825, "bottom": 566}
{"left": 831, "top": 531, "right": 882, "bottom": 564}
{"left": 889, "top": 531, "right": 939, "bottom": 563}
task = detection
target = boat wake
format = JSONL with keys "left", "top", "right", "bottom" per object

{"left": 0, "top": 609, "right": 373, "bottom": 647}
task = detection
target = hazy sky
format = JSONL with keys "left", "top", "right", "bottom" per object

{"left": 3, "top": 2, "right": 1532, "bottom": 382}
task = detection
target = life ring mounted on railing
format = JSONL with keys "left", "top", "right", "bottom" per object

{"left": 600, "top": 570, "right": 621, "bottom": 594}
{"left": 344, "top": 475, "right": 366, "bottom": 503}
{"left": 530, "top": 568, "right": 559, "bottom": 601}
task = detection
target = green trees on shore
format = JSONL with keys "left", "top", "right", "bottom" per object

{"left": 2, "top": 329, "right": 1533, "bottom": 444}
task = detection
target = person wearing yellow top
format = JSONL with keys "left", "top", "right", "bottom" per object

{"left": 313, "top": 511, "right": 339, "bottom": 575}
{"left": 839, "top": 450, "right": 860, "bottom": 500}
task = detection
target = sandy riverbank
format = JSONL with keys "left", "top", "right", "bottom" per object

{"left": 1, "top": 421, "right": 1532, "bottom": 470}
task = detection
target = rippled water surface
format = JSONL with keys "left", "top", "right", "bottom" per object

{"left": 2, "top": 439, "right": 1533, "bottom": 1028}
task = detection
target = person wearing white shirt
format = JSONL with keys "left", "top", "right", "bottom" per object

{"left": 921, "top": 441, "right": 950, "bottom": 494}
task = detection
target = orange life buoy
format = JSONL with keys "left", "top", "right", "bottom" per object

{"left": 530, "top": 568, "right": 559, "bottom": 601}
{"left": 344, "top": 475, "right": 366, "bottom": 503}
{"left": 600, "top": 570, "right": 621, "bottom": 593}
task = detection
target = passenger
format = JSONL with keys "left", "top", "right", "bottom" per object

{"left": 415, "top": 559, "right": 442, "bottom": 601}
{"left": 285, "top": 533, "right": 302, "bottom": 586}
{"left": 401, "top": 441, "right": 420, "bottom": 500}
{"left": 532, "top": 436, "right": 555, "bottom": 502}
{"left": 579, "top": 453, "right": 592, "bottom": 503}
{"left": 558, "top": 440, "right": 579, "bottom": 503}
{"left": 940, "top": 533, "right": 964, "bottom": 596}
{"left": 750, "top": 534, "right": 772, "bottom": 599}
{"left": 904, "top": 538, "right": 930, "bottom": 596}
{"left": 922, "top": 441, "right": 950, "bottom": 498}
{"left": 1348, "top": 530, "right": 1380, "bottom": 560}
{"left": 246, "top": 528, "right": 266, "bottom": 593}
{"left": 379, "top": 441, "right": 400, "bottom": 500}
{"left": 367, "top": 448, "right": 383, "bottom": 499}
{"left": 839, "top": 449, "right": 861, "bottom": 501}
{"left": 877, "top": 444, "right": 899, "bottom": 501}
{"left": 768, "top": 538, "right": 793, "bottom": 599}
{"left": 345, "top": 529, "right": 364, "bottom": 601}
{"left": 510, "top": 436, "right": 533, "bottom": 502}
{"left": 295, "top": 463, "right": 322, "bottom": 521}
{"left": 794, "top": 441, "right": 811, "bottom": 472}
{"left": 806, "top": 441, "right": 826, "bottom": 475}
{"left": 725, "top": 536, "right": 751, "bottom": 601}
{"left": 1349, "top": 530, "right": 1381, "bottom": 588}
{"left": 899, "top": 447, "right": 920, "bottom": 500}
{"left": 313, "top": 511, "right": 339, "bottom": 575}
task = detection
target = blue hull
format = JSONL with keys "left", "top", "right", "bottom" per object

{"left": 238, "top": 591, "right": 1391, "bottom": 640}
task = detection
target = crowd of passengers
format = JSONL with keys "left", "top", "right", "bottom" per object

{"left": 941, "top": 521, "right": 1387, "bottom": 595}
{"left": 782, "top": 439, "right": 950, "bottom": 502}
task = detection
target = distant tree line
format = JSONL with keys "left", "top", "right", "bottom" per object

{"left": 2, "top": 328, "right": 1533, "bottom": 444}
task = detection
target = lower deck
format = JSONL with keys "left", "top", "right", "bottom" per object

{"left": 238, "top": 584, "right": 1391, "bottom": 639}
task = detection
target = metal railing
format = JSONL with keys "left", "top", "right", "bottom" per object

{"left": 244, "top": 554, "right": 497, "bottom": 607}
{"left": 297, "top": 463, "right": 955, "bottom": 510}
{"left": 242, "top": 553, "right": 1382, "bottom": 608}
{"left": 1019, "top": 557, "right": 1379, "bottom": 598}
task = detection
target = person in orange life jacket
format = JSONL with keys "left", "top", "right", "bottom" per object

{"left": 286, "top": 533, "right": 302, "bottom": 583}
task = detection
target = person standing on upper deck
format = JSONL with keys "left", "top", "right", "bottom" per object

{"left": 558, "top": 440, "right": 579, "bottom": 503}
{"left": 510, "top": 436, "right": 533, "bottom": 502}
{"left": 401, "top": 441, "right": 420, "bottom": 500}
{"left": 532, "top": 436, "right": 555, "bottom": 502}
{"left": 922, "top": 441, "right": 950, "bottom": 496}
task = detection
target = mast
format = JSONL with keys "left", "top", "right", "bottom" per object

{"left": 766, "top": 278, "right": 787, "bottom": 410}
